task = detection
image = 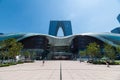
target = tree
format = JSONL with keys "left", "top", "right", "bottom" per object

{"left": 86, "top": 42, "right": 100, "bottom": 61}
{"left": 104, "top": 44, "right": 116, "bottom": 61}
{"left": 30, "top": 52, "right": 36, "bottom": 60}
{"left": 0, "top": 40, "right": 10, "bottom": 63}
{"left": 0, "top": 51, "right": 7, "bottom": 63}
{"left": 22, "top": 50, "right": 30, "bottom": 60}
{"left": 79, "top": 50, "right": 87, "bottom": 57}
{"left": 8, "top": 42, "right": 23, "bottom": 61}
{"left": 79, "top": 50, "right": 87, "bottom": 62}
{"left": 0, "top": 38, "right": 23, "bottom": 62}
{"left": 116, "top": 46, "right": 120, "bottom": 57}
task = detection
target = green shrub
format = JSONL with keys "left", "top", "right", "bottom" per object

{"left": 93, "top": 61, "right": 106, "bottom": 64}
{"left": 17, "top": 61, "right": 24, "bottom": 64}
{"left": 111, "top": 61, "right": 120, "bottom": 65}
{"left": 24, "top": 60, "right": 34, "bottom": 63}
{"left": 8, "top": 62, "right": 17, "bottom": 65}
{"left": 92, "top": 60, "right": 120, "bottom": 65}
{"left": 0, "top": 62, "right": 17, "bottom": 67}
{"left": 0, "top": 63, "right": 10, "bottom": 67}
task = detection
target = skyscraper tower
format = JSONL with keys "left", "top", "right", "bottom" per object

{"left": 111, "top": 14, "right": 120, "bottom": 33}
{"left": 117, "top": 14, "right": 120, "bottom": 23}
{"left": 49, "top": 21, "right": 73, "bottom": 36}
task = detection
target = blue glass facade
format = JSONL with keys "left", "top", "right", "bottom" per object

{"left": 111, "top": 14, "right": 120, "bottom": 34}
{"left": 111, "top": 27, "right": 120, "bottom": 34}
{"left": 117, "top": 14, "right": 120, "bottom": 23}
{"left": 49, "top": 21, "right": 72, "bottom": 36}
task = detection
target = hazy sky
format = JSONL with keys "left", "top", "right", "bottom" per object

{"left": 0, "top": 0, "right": 120, "bottom": 36}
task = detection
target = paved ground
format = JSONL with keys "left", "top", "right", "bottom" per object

{"left": 0, "top": 61, "right": 120, "bottom": 80}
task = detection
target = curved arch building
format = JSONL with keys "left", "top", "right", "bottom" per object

{"left": 0, "top": 32, "right": 120, "bottom": 59}
{"left": 0, "top": 15, "right": 120, "bottom": 60}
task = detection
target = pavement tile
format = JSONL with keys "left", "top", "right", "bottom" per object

{"left": 0, "top": 61, "right": 120, "bottom": 80}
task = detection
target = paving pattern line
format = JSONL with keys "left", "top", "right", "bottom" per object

{"left": 60, "top": 62, "right": 62, "bottom": 80}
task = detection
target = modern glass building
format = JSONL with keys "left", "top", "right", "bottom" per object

{"left": 117, "top": 14, "right": 120, "bottom": 23}
{"left": 0, "top": 15, "right": 120, "bottom": 60}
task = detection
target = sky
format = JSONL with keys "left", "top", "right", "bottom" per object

{"left": 0, "top": 0, "right": 120, "bottom": 36}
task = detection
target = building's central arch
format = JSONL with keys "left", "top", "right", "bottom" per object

{"left": 48, "top": 21, "right": 73, "bottom": 59}
{"left": 49, "top": 21, "right": 73, "bottom": 36}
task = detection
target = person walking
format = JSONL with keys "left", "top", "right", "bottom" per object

{"left": 106, "top": 60, "right": 110, "bottom": 67}
{"left": 42, "top": 60, "right": 45, "bottom": 66}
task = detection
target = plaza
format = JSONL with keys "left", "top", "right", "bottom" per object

{"left": 0, "top": 61, "right": 120, "bottom": 80}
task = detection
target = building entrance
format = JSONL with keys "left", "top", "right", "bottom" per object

{"left": 49, "top": 46, "right": 72, "bottom": 60}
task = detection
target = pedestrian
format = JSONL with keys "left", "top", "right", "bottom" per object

{"left": 42, "top": 60, "right": 45, "bottom": 66}
{"left": 106, "top": 60, "right": 110, "bottom": 67}
{"left": 79, "top": 59, "right": 81, "bottom": 63}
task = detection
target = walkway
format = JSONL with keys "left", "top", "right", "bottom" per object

{"left": 0, "top": 61, "right": 120, "bottom": 80}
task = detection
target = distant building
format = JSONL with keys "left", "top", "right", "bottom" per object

{"left": 111, "top": 14, "right": 120, "bottom": 34}
{"left": 111, "top": 27, "right": 120, "bottom": 34}
{"left": 49, "top": 21, "right": 72, "bottom": 36}
{"left": 0, "top": 33, "right": 4, "bottom": 35}
{"left": 117, "top": 14, "right": 120, "bottom": 23}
